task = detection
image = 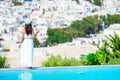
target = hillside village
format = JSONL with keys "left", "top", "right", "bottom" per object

{"left": 0, "top": 0, "right": 120, "bottom": 50}
{"left": 0, "top": 0, "right": 120, "bottom": 67}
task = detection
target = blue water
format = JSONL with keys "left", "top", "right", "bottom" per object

{"left": 0, "top": 65, "right": 120, "bottom": 80}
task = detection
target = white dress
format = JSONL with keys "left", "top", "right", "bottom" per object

{"left": 19, "top": 34, "right": 34, "bottom": 67}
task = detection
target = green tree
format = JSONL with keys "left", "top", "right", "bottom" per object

{"left": 47, "top": 28, "right": 72, "bottom": 46}
{"left": 47, "top": 28, "right": 63, "bottom": 45}
{"left": 42, "top": 9, "right": 46, "bottom": 15}
{"left": 93, "top": 0, "right": 102, "bottom": 6}
{"left": 12, "top": 0, "right": 22, "bottom": 6}
{"left": 46, "top": 14, "right": 120, "bottom": 46}
{"left": 70, "top": 16, "right": 99, "bottom": 36}
{"left": 68, "top": 27, "right": 83, "bottom": 38}
{"left": 86, "top": 0, "right": 102, "bottom": 6}
{"left": 100, "top": 14, "right": 120, "bottom": 28}
{"left": 63, "top": 30, "right": 72, "bottom": 42}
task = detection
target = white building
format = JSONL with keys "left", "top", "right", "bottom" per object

{"left": 104, "top": 24, "right": 120, "bottom": 36}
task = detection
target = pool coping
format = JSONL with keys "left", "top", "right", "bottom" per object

{"left": 0, "top": 65, "right": 120, "bottom": 71}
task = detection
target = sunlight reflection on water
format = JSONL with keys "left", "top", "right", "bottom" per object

{"left": 19, "top": 71, "right": 32, "bottom": 80}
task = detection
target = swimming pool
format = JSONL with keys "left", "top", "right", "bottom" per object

{"left": 0, "top": 65, "right": 120, "bottom": 80}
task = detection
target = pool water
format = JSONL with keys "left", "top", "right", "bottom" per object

{"left": 0, "top": 65, "right": 120, "bottom": 80}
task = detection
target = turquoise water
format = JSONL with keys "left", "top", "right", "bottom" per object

{"left": 0, "top": 65, "right": 120, "bottom": 80}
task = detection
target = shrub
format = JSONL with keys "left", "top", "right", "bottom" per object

{"left": 106, "top": 58, "right": 120, "bottom": 65}
{"left": 0, "top": 56, "right": 10, "bottom": 68}
{"left": 83, "top": 32, "right": 120, "bottom": 65}
{"left": 33, "top": 37, "right": 40, "bottom": 47}
{"left": 79, "top": 54, "right": 87, "bottom": 65}
{"left": 42, "top": 54, "right": 81, "bottom": 67}
{"left": 86, "top": 53, "right": 98, "bottom": 65}
{"left": 98, "top": 32, "right": 120, "bottom": 64}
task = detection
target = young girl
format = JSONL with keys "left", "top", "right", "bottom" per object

{"left": 18, "top": 19, "right": 35, "bottom": 69}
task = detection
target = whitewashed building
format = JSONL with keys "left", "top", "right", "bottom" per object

{"left": 104, "top": 24, "right": 120, "bottom": 36}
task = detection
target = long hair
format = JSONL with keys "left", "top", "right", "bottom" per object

{"left": 25, "top": 24, "right": 32, "bottom": 35}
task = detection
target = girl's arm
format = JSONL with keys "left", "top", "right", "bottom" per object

{"left": 18, "top": 28, "right": 25, "bottom": 48}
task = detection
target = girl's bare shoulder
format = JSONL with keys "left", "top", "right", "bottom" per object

{"left": 22, "top": 27, "right": 26, "bottom": 34}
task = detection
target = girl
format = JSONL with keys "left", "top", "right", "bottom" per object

{"left": 18, "top": 19, "right": 35, "bottom": 69}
